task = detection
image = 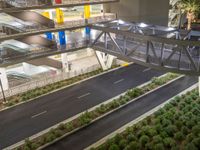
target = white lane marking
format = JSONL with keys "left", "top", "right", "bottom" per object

{"left": 78, "top": 93, "right": 91, "bottom": 99}
{"left": 143, "top": 68, "right": 151, "bottom": 72}
{"left": 31, "top": 111, "right": 47, "bottom": 119}
{"left": 114, "top": 79, "right": 124, "bottom": 84}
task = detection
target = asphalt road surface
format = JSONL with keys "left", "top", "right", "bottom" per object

{"left": 44, "top": 76, "right": 197, "bottom": 150}
{"left": 0, "top": 64, "right": 163, "bottom": 149}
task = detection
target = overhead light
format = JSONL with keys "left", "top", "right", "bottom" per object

{"left": 139, "top": 23, "right": 148, "bottom": 28}
{"left": 118, "top": 20, "right": 125, "bottom": 24}
{"left": 166, "top": 27, "right": 175, "bottom": 31}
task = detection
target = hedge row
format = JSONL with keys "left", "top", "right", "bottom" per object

{"left": 94, "top": 89, "right": 200, "bottom": 150}
{"left": 15, "top": 73, "right": 180, "bottom": 150}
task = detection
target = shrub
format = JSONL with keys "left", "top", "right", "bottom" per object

{"left": 192, "top": 125, "right": 200, "bottom": 136}
{"left": 163, "top": 137, "right": 176, "bottom": 148}
{"left": 184, "top": 143, "right": 198, "bottom": 150}
{"left": 181, "top": 126, "right": 189, "bottom": 135}
{"left": 58, "top": 123, "right": 66, "bottom": 130}
{"left": 24, "top": 139, "right": 32, "bottom": 148}
{"left": 45, "top": 132, "right": 56, "bottom": 143}
{"left": 174, "top": 132, "right": 184, "bottom": 141}
{"left": 118, "top": 139, "right": 127, "bottom": 149}
{"left": 126, "top": 141, "right": 140, "bottom": 150}
{"left": 126, "top": 133, "right": 137, "bottom": 142}
{"left": 78, "top": 112, "right": 92, "bottom": 126}
{"left": 65, "top": 122, "right": 74, "bottom": 131}
{"left": 127, "top": 88, "right": 143, "bottom": 98}
{"left": 192, "top": 138, "right": 200, "bottom": 148}
{"left": 164, "top": 125, "right": 177, "bottom": 137}
{"left": 113, "top": 134, "right": 123, "bottom": 145}
{"left": 139, "top": 135, "right": 149, "bottom": 146}
{"left": 152, "top": 135, "right": 163, "bottom": 144}
{"left": 153, "top": 143, "right": 165, "bottom": 150}
{"left": 108, "top": 144, "right": 120, "bottom": 150}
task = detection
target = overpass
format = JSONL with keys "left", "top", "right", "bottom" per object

{"left": 90, "top": 20, "right": 200, "bottom": 75}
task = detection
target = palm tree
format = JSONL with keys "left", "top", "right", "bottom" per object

{"left": 180, "top": 0, "right": 200, "bottom": 30}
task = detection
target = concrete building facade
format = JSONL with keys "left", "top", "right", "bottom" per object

{"left": 104, "top": 0, "right": 170, "bottom": 26}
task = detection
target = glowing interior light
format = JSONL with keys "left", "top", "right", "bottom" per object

{"left": 167, "top": 27, "right": 175, "bottom": 31}
{"left": 139, "top": 23, "right": 148, "bottom": 28}
{"left": 118, "top": 20, "right": 125, "bottom": 24}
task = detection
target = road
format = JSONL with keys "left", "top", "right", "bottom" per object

{"left": 44, "top": 76, "right": 197, "bottom": 150}
{"left": 0, "top": 64, "right": 163, "bottom": 149}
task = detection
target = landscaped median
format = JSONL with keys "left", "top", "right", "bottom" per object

{"left": 13, "top": 73, "right": 181, "bottom": 150}
{"left": 92, "top": 89, "right": 200, "bottom": 150}
{"left": 0, "top": 65, "right": 120, "bottom": 110}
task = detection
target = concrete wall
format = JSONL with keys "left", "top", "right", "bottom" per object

{"left": 104, "top": 0, "right": 169, "bottom": 26}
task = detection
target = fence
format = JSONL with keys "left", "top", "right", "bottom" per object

{"left": 0, "top": 63, "right": 100, "bottom": 101}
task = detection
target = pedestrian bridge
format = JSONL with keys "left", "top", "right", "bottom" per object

{"left": 90, "top": 20, "right": 200, "bottom": 75}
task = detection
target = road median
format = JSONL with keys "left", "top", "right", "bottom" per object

{"left": 6, "top": 73, "right": 181, "bottom": 150}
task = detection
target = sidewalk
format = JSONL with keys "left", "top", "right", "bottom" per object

{"left": 70, "top": 55, "right": 99, "bottom": 71}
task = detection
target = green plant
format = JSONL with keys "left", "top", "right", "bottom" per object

{"left": 108, "top": 144, "right": 120, "bottom": 150}
{"left": 180, "top": 0, "right": 200, "bottom": 30}
{"left": 139, "top": 135, "right": 149, "bottom": 146}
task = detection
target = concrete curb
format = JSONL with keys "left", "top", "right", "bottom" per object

{"left": 0, "top": 65, "right": 124, "bottom": 112}
{"left": 4, "top": 73, "right": 179, "bottom": 150}
{"left": 85, "top": 83, "right": 198, "bottom": 150}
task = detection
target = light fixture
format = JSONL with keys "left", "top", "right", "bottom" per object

{"left": 139, "top": 23, "right": 148, "bottom": 28}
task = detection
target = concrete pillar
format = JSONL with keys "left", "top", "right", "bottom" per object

{"left": 84, "top": 1, "right": 91, "bottom": 37}
{"left": 104, "top": 0, "right": 170, "bottom": 26}
{"left": 96, "top": 51, "right": 115, "bottom": 70}
{"left": 42, "top": 11, "right": 53, "bottom": 40}
{"left": 0, "top": 68, "right": 8, "bottom": 91}
{"left": 55, "top": 7, "right": 66, "bottom": 47}
{"left": 61, "top": 53, "right": 69, "bottom": 72}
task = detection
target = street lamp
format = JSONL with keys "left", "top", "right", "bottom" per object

{"left": 0, "top": 73, "right": 6, "bottom": 103}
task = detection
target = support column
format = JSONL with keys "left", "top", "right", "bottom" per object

{"left": 55, "top": 7, "right": 66, "bottom": 48}
{"left": 95, "top": 51, "right": 115, "bottom": 70}
{"left": 42, "top": 11, "right": 53, "bottom": 40}
{"left": 55, "top": 4, "right": 69, "bottom": 71}
{"left": 0, "top": 68, "right": 9, "bottom": 91}
{"left": 84, "top": 2, "right": 91, "bottom": 38}
{"left": 61, "top": 53, "right": 70, "bottom": 72}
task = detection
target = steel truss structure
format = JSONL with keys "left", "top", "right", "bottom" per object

{"left": 90, "top": 20, "right": 200, "bottom": 75}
